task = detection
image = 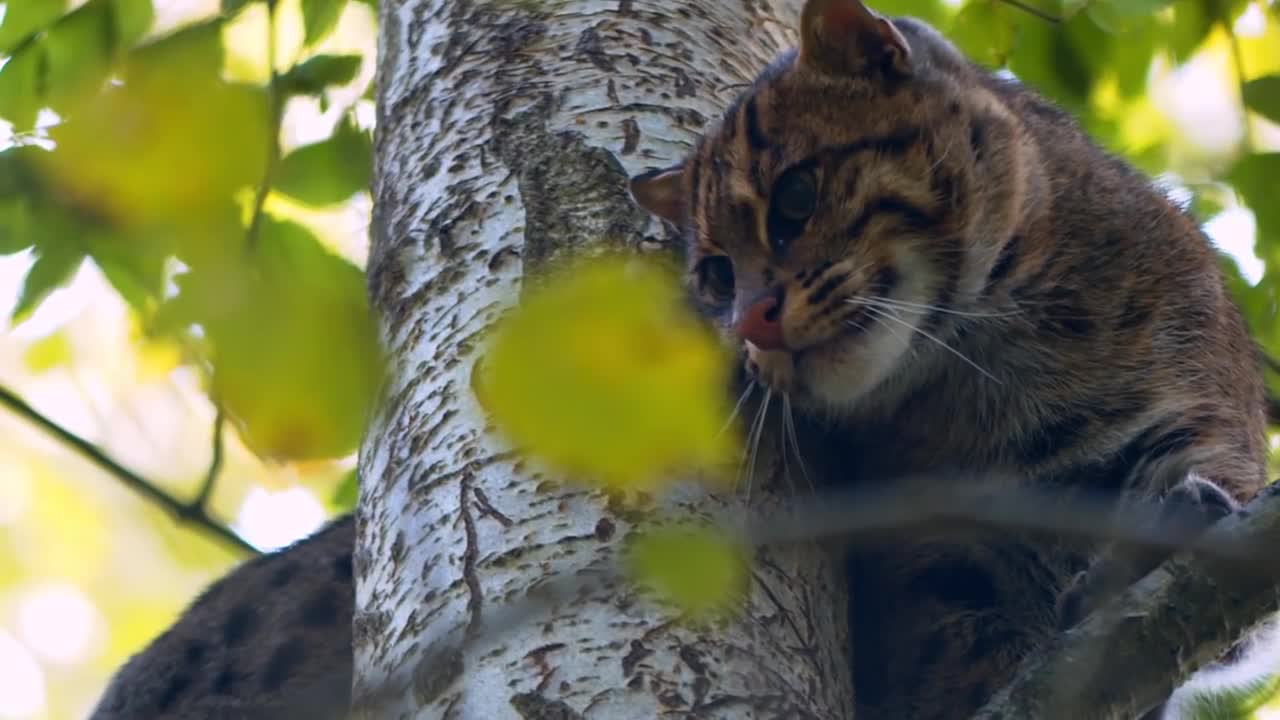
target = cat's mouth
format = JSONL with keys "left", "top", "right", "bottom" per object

{"left": 742, "top": 315, "right": 886, "bottom": 409}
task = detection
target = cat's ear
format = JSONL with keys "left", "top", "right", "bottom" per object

{"left": 799, "top": 0, "right": 913, "bottom": 79}
{"left": 629, "top": 164, "right": 686, "bottom": 226}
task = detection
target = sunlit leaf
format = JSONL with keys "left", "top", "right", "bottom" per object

{"left": 23, "top": 331, "right": 74, "bottom": 373}
{"left": 159, "top": 217, "right": 385, "bottom": 461}
{"left": 13, "top": 240, "right": 86, "bottom": 324}
{"left": 479, "top": 255, "right": 739, "bottom": 491}
{"left": 0, "top": 0, "right": 69, "bottom": 56}
{"left": 274, "top": 116, "right": 371, "bottom": 205}
{"left": 301, "top": 0, "right": 348, "bottom": 46}
{"left": 627, "top": 524, "right": 749, "bottom": 619}
{"left": 88, "top": 228, "right": 172, "bottom": 314}
{"left": 1243, "top": 75, "right": 1280, "bottom": 124}
{"left": 281, "top": 53, "right": 362, "bottom": 95}
{"left": 1166, "top": 0, "right": 1213, "bottom": 63}
{"left": 33, "top": 21, "right": 270, "bottom": 231}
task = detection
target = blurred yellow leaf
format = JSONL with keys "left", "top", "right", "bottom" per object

{"left": 23, "top": 331, "right": 74, "bottom": 373}
{"left": 479, "top": 254, "right": 739, "bottom": 491}
{"left": 33, "top": 21, "right": 270, "bottom": 232}
{"left": 626, "top": 524, "right": 748, "bottom": 619}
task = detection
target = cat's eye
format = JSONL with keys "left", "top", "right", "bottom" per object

{"left": 772, "top": 169, "right": 817, "bottom": 221}
{"left": 695, "top": 255, "right": 735, "bottom": 305}
{"left": 767, "top": 167, "right": 817, "bottom": 253}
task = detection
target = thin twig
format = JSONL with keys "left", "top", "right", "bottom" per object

{"left": 1219, "top": 0, "right": 1259, "bottom": 151}
{"left": 246, "top": 0, "right": 283, "bottom": 249}
{"left": 0, "top": 384, "right": 259, "bottom": 555}
{"left": 998, "top": 0, "right": 1061, "bottom": 23}
{"left": 187, "top": 403, "right": 225, "bottom": 513}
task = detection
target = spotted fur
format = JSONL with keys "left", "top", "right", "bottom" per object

{"left": 630, "top": 1, "right": 1268, "bottom": 717}
{"left": 89, "top": 516, "right": 355, "bottom": 720}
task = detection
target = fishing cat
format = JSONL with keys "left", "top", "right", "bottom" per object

{"left": 629, "top": 0, "right": 1270, "bottom": 718}
{"left": 92, "top": 1, "right": 1270, "bottom": 718}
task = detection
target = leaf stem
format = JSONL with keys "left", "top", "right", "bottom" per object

{"left": 247, "top": 0, "right": 284, "bottom": 249}
{"left": 0, "top": 383, "right": 259, "bottom": 555}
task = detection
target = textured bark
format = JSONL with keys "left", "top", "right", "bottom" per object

{"left": 355, "top": 0, "right": 852, "bottom": 718}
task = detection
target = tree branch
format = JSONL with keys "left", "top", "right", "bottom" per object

{"left": 974, "top": 482, "right": 1280, "bottom": 719}
{"left": 0, "top": 383, "right": 259, "bottom": 555}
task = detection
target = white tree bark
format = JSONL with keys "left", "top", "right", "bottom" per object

{"left": 354, "top": 0, "right": 853, "bottom": 718}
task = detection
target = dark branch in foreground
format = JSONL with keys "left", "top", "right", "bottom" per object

{"left": 0, "top": 384, "right": 260, "bottom": 555}
{"left": 974, "top": 481, "right": 1280, "bottom": 719}
{"left": 360, "top": 477, "right": 1280, "bottom": 715}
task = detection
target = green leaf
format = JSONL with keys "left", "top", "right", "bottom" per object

{"left": 0, "top": 43, "right": 44, "bottom": 129}
{"left": 331, "top": 469, "right": 358, "bottom": 509}
{"left": 0, "top": 0, "right": 69, "bottom": 56}
{"left": 221, "top": 0, "right": 257, "bottom": 15}
{"left": 13, "top": 240, "right": 86, "bottom": 324}
{"left": 1243, "top": 75, "right": 1280, "bottom": 125}
{"left": 88, "top": 228, "right": 171, "bottom": 313}
{"left": 274, "top": 116, "right": 372, "bottom": 205}
{"left": 281, "top": 53, "right": 362, "bottom": 95}
{"left": 111, "top": 0, "right": 155, "bottom": 48}
{"left": 160, "top": 217, "right": 385, "bottom": 461}
{"left": 43, "top": 0, "right": 114, "bottom": 112}
{"left": 301, "top": 0, "right": 347, "bottom": 46}
{"left": 0, "top": 197, "right": 35, "bottom": 256}
{"left": 948, "top": 1, "right": 1018, "bottom": 67}
{"left": 1166, "top": 0, "right": 1213, "bottom": 63}
{"left": 1231, "top": 153, "right": 1280, "bottom": 250}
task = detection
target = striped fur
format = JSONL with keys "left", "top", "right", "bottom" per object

{"left": 630, "top": 2, "right": 1268, "bottom": 718}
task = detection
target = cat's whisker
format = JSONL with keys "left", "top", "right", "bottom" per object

{"left": 721, "top": 381, "right": 758, "bottom": 438}
{"left": 783, "top": 395, "right": 814, "bottom": 493}
{"left": 778, "top": 407, "right": 795, "bottom": 494}
{"left": 862, "top": 305, "right": 1002, "bottom": 384}
{"left": 741, "top": 387, "right": 773, "bottom": 501}
{"left": 847, "top": 295, "right": 1020, "bottom": 319}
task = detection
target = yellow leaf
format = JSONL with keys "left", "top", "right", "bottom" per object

{"left": 22, "top": 330, "right": 74, "bottom": 373}
{"left": 479, "top": 254, "right": 740, "bottom": 491}
{"left": 626, "top": 524, "right": 748, "bottom": 619}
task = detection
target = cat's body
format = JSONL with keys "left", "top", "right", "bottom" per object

{"left": 630, "top": 1, "right": 1268, "bottom": 718}
{"left": 89, "top": 515, "right": 355, "bottom": 720}
{"left": 93, "top": 1, "right": 1269, "bottom": 718}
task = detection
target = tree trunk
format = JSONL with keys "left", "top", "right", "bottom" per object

{"left": 353, "top": 0, "right": 852, "bottom": 718}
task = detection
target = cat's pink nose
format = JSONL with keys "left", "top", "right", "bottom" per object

{"left": 736, "top": 295, "right": 786, "bottom": 351}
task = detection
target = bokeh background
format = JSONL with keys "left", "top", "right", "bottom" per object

{"left": 0, "top": 0, "right": 1276, "bottom": 717}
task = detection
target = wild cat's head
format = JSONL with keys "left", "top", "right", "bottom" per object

{"left": 630, "top": 0, "right": 1032, "bottom": 416}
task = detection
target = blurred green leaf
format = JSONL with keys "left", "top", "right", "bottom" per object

{"left": 159, "top": 217, "right": 385, "bottom": 461}
{"left": 1007, "top": 11, "right": 1093, "bottom": 110}
{"left": 0, "top": 43, "right": 44, "bottom": 129}
{"left": 43, "top": 0, "right": 114, "bottom": 112}
{"left": 1243, "top": 75, "right": 1280, "bottom": 124}
{"left": 111, "top": 0, "right": 155, "bottom": 48}
{"left": 281, "top": 53, "right": 362, "bottom": 95}
{"left": 331, "top": 469, "right": 359, "bottom": 509}
{"left": 0, "top": 0, "right": 69, "bottom": 56}
{"left": 949, "top": 1, "right": 1018, "bottom": 67}
{"left": 1166, "top": 0, "right": 1213, "bottom": 62}
{"left": 1231, "top": 153, "right": 1280, "bottom": 249}
{"left": 88, "top": 229, "right": 172, "bottom": 314}
{"left": 222, "top": 0, "right": 257, "bottom": 15}
{"left": 0, "top": 197, "right": 35, "bottom": 256}
{"left": 301, "top": 0, "right": 347, "bottom": 46}
{"left": 275, "top": 116, "right": 371, "bottom": 205}
{"left": 13, "top": 238, "right": 86, "bottom": 324}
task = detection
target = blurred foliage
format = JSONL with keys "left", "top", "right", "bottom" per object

{"left": 0, "top": 0, "right": 1276, "bottom": 717}
{"left": 479, "top": 254, "right": 740, "bottom": 492}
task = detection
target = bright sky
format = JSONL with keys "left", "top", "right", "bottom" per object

{"left": 0, "top": 1, "right": 1277, "bottom": 718}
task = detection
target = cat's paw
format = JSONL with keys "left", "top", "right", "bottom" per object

{"left": 1056, "top": 475, "right": 1237, "bottom": 631}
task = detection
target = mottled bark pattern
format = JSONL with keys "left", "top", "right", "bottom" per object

{"left": 358, "top": 0, "right": 851, "bottom": 717}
